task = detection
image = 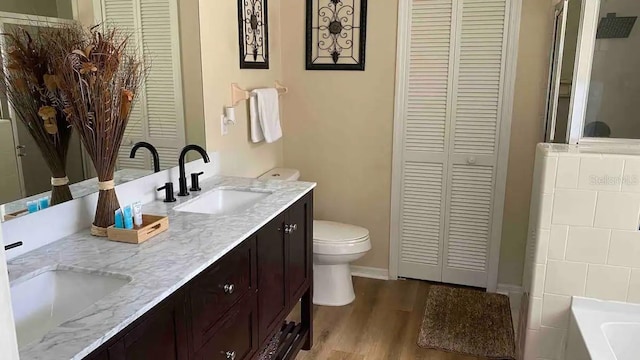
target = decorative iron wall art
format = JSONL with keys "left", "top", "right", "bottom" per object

{"left": 306, "top": 0, "right": 368, "bottom": 71}
{"left": 238, "top": 0, "right": 269, "bottom": 69}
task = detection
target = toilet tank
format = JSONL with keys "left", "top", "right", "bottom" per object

{"left": 258, "top": 168, "right": 300, "bottom": 181}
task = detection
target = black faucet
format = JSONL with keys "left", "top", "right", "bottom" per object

{"left": 130, "top": 142, "right": 160, "bottom": 173}
{"left": 178, "top": 145, "right": 210, "bottom": 196}
{"left": 4, "top": 241, "right": 23, "bottom": 251}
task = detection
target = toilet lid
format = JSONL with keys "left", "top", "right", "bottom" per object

{"left": 313, "top": 220, "right": 369, "bottom": 243}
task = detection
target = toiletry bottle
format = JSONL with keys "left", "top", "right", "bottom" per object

{"left": 115, "top": 209, "right": 124, "bottom": 229}
{"left": 123, "top": 205, "right": 134, "bottom": 230}
{"left": 133, "top": 202, "right": 143, "bottom": 227}
{"left": 27, "top": 200, "right": 39, "bottom": 213}
{"left": 38, "top": 197, "right": 49, "bottom": 210}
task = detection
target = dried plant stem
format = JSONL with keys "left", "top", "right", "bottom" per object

{"left": 48, "top": 24, "right": 145, "bottom": 235}
{"left": 1, "top": 27, "right": 76, "bottom": 206}
{"left": 51, "top": 184, "right": 72, "bottom": 205}
{"left": 91, "top": 189, "right": 120, "bottom": 236}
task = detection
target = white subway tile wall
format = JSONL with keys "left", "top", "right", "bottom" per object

{"left": 551, "top": 190, "right": 596, "bottom": 226}
{"left": 577, "top": 157, "right": 624, "bottom": 191}
{"left": 565, "top": 227, "right": 610, "bottom": 264}
{"left": 584, "top": 265, "right": 631, "bottom": 301}
{"left": 548, "top": 225, "right": 569, "bottom": 260}
{"left": 521, "top": 146, "right": 640, "bottom": 360}
{"left": 555, "top": 157, "right": 580, "bottom": 189}
{"left": 593, "top": 192, "right": 640, "bottom": 230}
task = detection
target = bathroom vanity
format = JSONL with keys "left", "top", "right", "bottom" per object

{"left": 7, "top": 176, "right": 315, "bottom": 360}
{"left": 86, "top": 192, "right": 313, "bottom": 360}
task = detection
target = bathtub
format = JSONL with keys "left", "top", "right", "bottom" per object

{"left": 566, "top": 297, "right": 640, "bottom": 360}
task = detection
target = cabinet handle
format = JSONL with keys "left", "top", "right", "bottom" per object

{"left": 223, "top": 284, "right": 235, "bottom": 294}
{"left": 225, "top": 351, "right": 236, "bottom": 360}
{"left": 284, "top": 224, "right": 298, "bottom": 234}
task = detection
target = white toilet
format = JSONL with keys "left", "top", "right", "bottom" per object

{"left": 259, "top": 168, "right": 372, "bottom": 306}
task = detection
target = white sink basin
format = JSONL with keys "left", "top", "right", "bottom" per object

{"left": 10, "top": 267, "right": 131, "bottom": 347}
{"left": 174, "top": 189, "right": 271, "bottom": 215}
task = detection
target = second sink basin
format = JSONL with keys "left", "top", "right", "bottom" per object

{"left": 11, "top": 267, "right": 131, "bottom": 347}
{"left": 175, "top": 189, "right": 271, "bottom": 216}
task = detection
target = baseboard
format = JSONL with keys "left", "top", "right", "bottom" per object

{"left": 497, "top": 283, "right": 523, "bottom": 296}
{"left": 498, "top": 283, "right": 524, "bottom": 314}
{"left": 350, "top": 266, "right": 389, "bottom": 280}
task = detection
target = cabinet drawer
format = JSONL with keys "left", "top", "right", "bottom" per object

{"left": 194, "top": 294, "right": 258, "bottom": 360}
{"left": 189, "top": 239, "right": 256, "bottom": 351}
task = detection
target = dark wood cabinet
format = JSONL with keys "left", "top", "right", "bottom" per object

{"left": 256, "top": 213, "right": 287, "bottom": 345}
{"left": 286, "top": 196, "right": 312, "bottom": 306}
{"left": 194, "top": 294, "right": 258, "bottom": 360}
{"left": 85, "top": 191, "right": 313, "bottom": 360}
{"left": 107, "top": 294, "right": 188, "bottom": 360}
{"left": 188, "top": 237, "right": 257, "bottom": 352}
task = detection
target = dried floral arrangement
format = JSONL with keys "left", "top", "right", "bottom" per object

{"left": 47, "top": 25, "right": 145, "bottom": 236}
{"left": 1, "top": 27, "right": 80, "bottom": 206}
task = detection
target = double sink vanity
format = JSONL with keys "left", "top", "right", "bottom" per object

{"left": 6, "top": 175, "right": 316, "bottom": 360}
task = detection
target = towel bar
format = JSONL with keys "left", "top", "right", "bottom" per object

{"left": 231, "top": 81, "right": 288, "bottom": 106}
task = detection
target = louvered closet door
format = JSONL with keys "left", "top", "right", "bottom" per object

{"left": 101, "top": 0, "right": 185, "bottom": 171}
{"left": 397, "top": 0, "right": 455, "bottom": 281}
{"left": 441, "top": 0, "right": 508, "bottom": 288}
{"left": 397, "top": 0, "right": 509, "bottom": 288}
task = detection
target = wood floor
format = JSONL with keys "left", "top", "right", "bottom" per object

{"left": 288, "top": 277, "right": 487, "bottom": 360}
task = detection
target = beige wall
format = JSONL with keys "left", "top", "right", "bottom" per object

{"left": 198, "top": 0, "right": 283, "bottom": 177}
{"left": 179, "top": 0, "right": 206, "bottom": 151}
{"left": 499, "top": 0, "right": 554, "bottom": 285}
{"left": 280, "top": 0, "right": 554, "bottom": 284}
{"left": 0, "top": 121, "right": 22, "bottom": 204}
{"left": 0, "top": 0, "right": 58, "bottom": 17}
{"left": 281, "top": 0, "right": 398, "bottom": 268}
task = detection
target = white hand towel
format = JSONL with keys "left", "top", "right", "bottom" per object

{"left": 251, "top": 88, "right": 282, "bottom": 143}
{"left": 249, "top": 94, "right": 265, "bottom": 143}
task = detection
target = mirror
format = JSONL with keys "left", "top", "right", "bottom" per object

{"left": 0, "top": 0, "right": 205, "bottom": 221}
{"left": 545, "top": 0, "right": 582, "bottom": 143}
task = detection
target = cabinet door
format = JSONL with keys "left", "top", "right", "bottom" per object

{"left": 188, "top": 238, "right": 256, "bottom": 352}
{"left": 194, "top": 294, "right": 258, "bottom": 360}
{"left": 109, "top": 296, "right": 188, "bottom": 360}
{"left": 286, "top": 194, "right": 313, "bottom": 304}
{"left": 256, "top": 213, "right": 287, "bottom": 345}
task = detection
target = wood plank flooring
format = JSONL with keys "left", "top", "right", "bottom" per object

{"left": 288, "top": 277, "right": 487, "bottom": 360}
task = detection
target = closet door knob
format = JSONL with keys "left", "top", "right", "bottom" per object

{"left": 466, "top": 157, "right": 477, "bottom": 165}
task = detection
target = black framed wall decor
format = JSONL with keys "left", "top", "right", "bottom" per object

{"left": 306, "top": 0, "right": 368, "bottom": 71}
{"left": 238, "top": 0, "right": 270, "bottom": 69}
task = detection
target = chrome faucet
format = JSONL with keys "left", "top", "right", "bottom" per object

{"left": 178, "top": 145, "right": 210, "bottom": 196}
{"left": 130, "top": 142, "right": 161, "bottom": 173}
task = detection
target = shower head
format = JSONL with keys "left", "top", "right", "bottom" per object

{"left": 597, "top": 13, "right": 637, "bottom": 39}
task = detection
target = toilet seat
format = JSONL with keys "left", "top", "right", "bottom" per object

{"left": 313, "top": 220, "right": 371, "bottom": 255}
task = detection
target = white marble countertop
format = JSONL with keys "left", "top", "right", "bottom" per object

{"left": 7, "top": 175, "right": 315, "bottom": 360}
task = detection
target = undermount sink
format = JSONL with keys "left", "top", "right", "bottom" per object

{"left": 174, "top": 188, "right": 271, "bottom": 215}
{"left": 10, "top": 267, "right": 131, "bottom": 347}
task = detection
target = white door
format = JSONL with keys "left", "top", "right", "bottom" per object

{"left": 97, "top": 0, "right": 186, "bottom": 171}
{"left": 393, "top": 0, "right": 512, "bottom": 288}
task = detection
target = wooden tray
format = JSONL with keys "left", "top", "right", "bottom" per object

{"left": 107, "top": 214, "right": 169, "bottom": 244}
{"left": 4, "top": 209, "right": 29, "bottom": 221}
